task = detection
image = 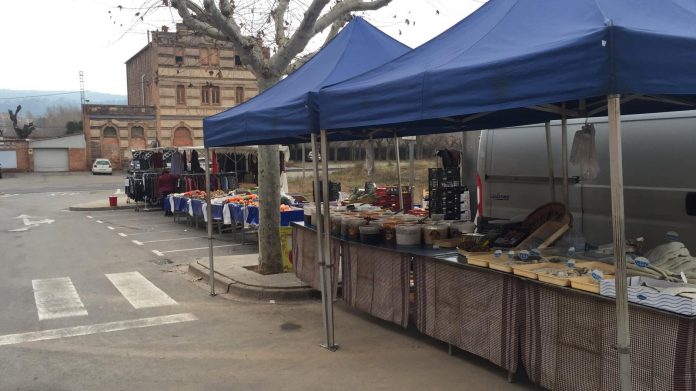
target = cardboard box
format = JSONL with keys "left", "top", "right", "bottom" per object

{"left": 279, "top": 226, "right": 294, "bottom": 272}
{"left": 600, "top": 276, "right": 696, "bottom": 315}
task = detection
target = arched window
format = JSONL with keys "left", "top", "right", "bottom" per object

{"left": 172, "top": 127, "right": 193, "bottom": 147}
{"left": 103, "top": 126, "right": 117, "bottom": 138}
{"left": 131, "top": 126, "right": 144, "bottom": 139}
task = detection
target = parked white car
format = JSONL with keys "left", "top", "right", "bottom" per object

{"left": 92, "top": 159, "right": 113, "bottom": 175}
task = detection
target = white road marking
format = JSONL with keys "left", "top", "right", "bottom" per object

{"left": 106, "top": 272, "right": 177, "bottom": 309}
{"left": 0, "top": 313, "right": 198, "bottom": 347}
{"left": 138, "top": 236, "right": 206, "bottom": 244}
{"left": 32, "top": 277, "right": 88, "bottom": 320}
{"left": 96, "top": 220, "right": 103, "bottom": 224}
{"left": 125, "top": 229, "right": 189, "bottom": 236}
{"left": 152, "top": 250, "right": 164, "bottom": 256}
{"left": 159, "top": 244, "right": 243, "bottom": 254}
{"left": 107, "top": 226, "right": 115, "bottom": 230}
{"left": 87, "top": 216, "right": 93, "bottom": 219}
{"left": 118, "top": 233, "right": 128, "bottom": 237}
{"left": 132, "top": 240, "right": 143, "bottom": 246}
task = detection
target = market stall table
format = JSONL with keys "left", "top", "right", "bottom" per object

{"left": 291, "top": 222, "right": 696, "bottom": 390}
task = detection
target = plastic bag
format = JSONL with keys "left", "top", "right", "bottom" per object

{"left": 570, "top": 123, "right": 600, "bottom": 181}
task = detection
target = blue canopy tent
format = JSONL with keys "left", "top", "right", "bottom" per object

{"left": 317, "top": 1, "right": 696, "bottom": 389}
{"left": 203, "top": 17, "right": 410, "bottom": 147}
{"left": 200, "top": 17, "right": 410, "bottom": 351}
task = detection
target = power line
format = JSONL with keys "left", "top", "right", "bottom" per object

{"left": 0, "top": 91, "right": 81, "bottom": 100}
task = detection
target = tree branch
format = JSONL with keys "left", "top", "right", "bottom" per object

{"left": 172, "top": 0, "right": 228, "bottom": 40}
{"left": 271, "top": 0, "right": 290, "bottom": 48}
{"left": 314, "top": 0, "right": 393, "bottom": 33}
{"left": 324, "top": 15, "right": 351, "bottom": 45}
{"left": 270, "top": 0, "right": 331, "bottom": 75}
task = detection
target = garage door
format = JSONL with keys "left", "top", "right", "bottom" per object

{"left": 0, "top": 151, "right": 17, "bottom": 169}
{"left": 34, "top": 149, "right": 69, "bottom": 172}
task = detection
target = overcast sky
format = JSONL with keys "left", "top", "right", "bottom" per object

{"left": 1, "top": 0, "right": 483, "bottom": 96}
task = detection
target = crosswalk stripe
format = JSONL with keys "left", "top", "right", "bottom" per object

{"left": 105, "top": 272, "right": 178, "bottom": 309}
{"left": 0, "top": 313, "right": 198, "bottom": 346}
{"left": 32, "top": 277, "right": 88, "bottom": 320}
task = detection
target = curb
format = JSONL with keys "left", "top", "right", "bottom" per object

{"left": 188, "top": 263, "right": 318, "bottom": 301}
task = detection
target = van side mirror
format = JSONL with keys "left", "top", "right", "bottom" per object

{"left": 687, "top": 193, "right": 696, "bottom": 216}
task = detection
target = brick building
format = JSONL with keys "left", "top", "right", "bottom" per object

{"left": 83, "top": 24, "right": 258, "bottom": 169}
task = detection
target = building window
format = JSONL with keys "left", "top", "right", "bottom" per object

{"left": 201, "top": 86, "right": 210, "bottom": 105}
{"left": 234, "top": 55, "right": 242, "bottom": 66}
{"left": 211, "top": 86, "right": 220, "bottom": 104}
{"left": 235, "top": 87, "right": 245, "bottom": 104}
{"left": 131, "top": 126, "right": 144, "bottom": 139}
{"left": 175, "top": 47, "right": 184, "bottom": 66}
{"left": 176, "top": 85, "right": 186, "bottom": 105}
{"left": 210, "top": 48, "right": 220, "bottom": 66}
{"left": 201, "top": 85, "right": 220, "bottom": 105}
{"left": 199, "top": 48, "right": 209, "bottom": 66}
{"left": 103, "top": 126, "right": 117, "bottom": 138}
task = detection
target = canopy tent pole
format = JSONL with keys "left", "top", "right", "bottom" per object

{"left": 608, "top": 95, "right": 631, "bottom": 391}
{"left": 319, "top": 129, "right": 337, "bottom": 351}
{"left": 204, "top": 148, "right": 215, "bottom": 296}
{"left": 310, "top": 133, "right": 332, "bottom": 349}
{"left": 394, "top": 133, "right": 405, "bottom": 212}
{"left": 544, "top": 122, "right": 557, "bottom": 202}
{"left": 302, "top": 143, "right": 306, "bottom": 187}
{"left": 409, "top": 138, "right": 415, "bottom": 206}
{"left": 233, "top": 147, "right": 238, "bottom": 185}
{"left": 561, "top": 113, "right": 569, "bottom": 207}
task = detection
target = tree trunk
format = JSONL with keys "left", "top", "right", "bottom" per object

{"left": 256, "top": 76, "right": 283, "bottom": 275}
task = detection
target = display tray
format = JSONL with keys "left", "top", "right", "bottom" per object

{"left": 488, "top": 258, "right": 530, "bottom": 273}
{"left": 433, "top": 238, "right": 461, "bottom": 249}
{"left": 569, "top": 261, "right": 615, "bottom": 293}
{"left": 457, "top": 250, "right": 497, "bottom": 267}
{"left": 511, "top": 262, "right": 569, "bottom": 283}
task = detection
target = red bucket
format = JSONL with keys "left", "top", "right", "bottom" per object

{"left": 108, "top": 196, "right": 118, "bottom": 207}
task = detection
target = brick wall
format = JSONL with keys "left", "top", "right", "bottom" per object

{"left": 0, "top": 140, "right": 31, "bottom": 172}
{"left": 69, "top": 148, "right": 87, "bottom": 171}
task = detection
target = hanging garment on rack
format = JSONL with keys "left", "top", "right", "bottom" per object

{"left": 170, "top": 152, "right": 183, "bottom": 175}
{"left": 151, "top": 152, "right": 164, "bottom": 169}
{"left": 190, "top": 150, "right": 201, "bottom": 172}
{"left": 182, "top": 151, "right": 188, "bottom": 172}
{"left": 212, "top": 151, "right": 218, "bottom": 175}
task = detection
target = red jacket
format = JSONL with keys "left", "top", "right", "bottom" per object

{"left": 158, "top": 172, "right": 178, "bottom": 193}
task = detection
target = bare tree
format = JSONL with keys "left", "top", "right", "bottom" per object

{"left": 8, "top": 105, "right": 35, "bottom": 139}
{"left": 171, "top": 0, "right": 395, "bottom": 274}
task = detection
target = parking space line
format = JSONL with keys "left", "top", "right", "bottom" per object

{"left": 122, "top": 229, "right": 190, "bottom": 236}
{"left": 118, "top": 233, "right": 128, "bottom": 237}
{"left": 138, "top": 236, "right": 207, "bottom": 244}
{"left": 133, "top": 240, "right": 143, "bottom": 246}
{"left": 107, "top": 226, "right": 115, "bottom": 230}
{"left": 152, "top": 250, "right": 165, "bottom": 256}
{"left": 96, "top": 220, "right": 103, "bottom": 224}
{"left": 0, "top": 313, "right": 198, "bottom": 347}
{"left": 157, "top": 244, "right": 243, "bottom": 254}
{"left": 87, "top": 216, "right": 93, "bottom": 219}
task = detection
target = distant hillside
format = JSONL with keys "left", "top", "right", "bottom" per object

{"left": 0, "top": 89, "right": 127, "bottom": 116}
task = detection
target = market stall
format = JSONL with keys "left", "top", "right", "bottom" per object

{"left": 315, "top": 1, "right": 696, "bottom": 389}
{"left": 202, "top": 17, "right": 411, "bottom": 346}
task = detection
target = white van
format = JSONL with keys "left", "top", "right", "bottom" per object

{"left": 474, "top": 111, "right": 696, "bottom": 250}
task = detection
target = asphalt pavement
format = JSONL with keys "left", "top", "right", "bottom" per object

{"left": 0, "top": 172, "right": 534, "bottom": 390}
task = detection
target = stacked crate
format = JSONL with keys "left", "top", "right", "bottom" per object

{"left": 374, "top": 185, "right": 412, "bottom": 212}
{"left": 428, "top": 168, "right": 467, "bottom": 220}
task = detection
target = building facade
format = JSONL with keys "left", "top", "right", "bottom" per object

{"left": 84, "top": 24, "right": 258, "bottom": 169}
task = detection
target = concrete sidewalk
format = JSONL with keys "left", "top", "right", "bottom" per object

{"left": 69, "top": 193, "right": 137, "bottom": 211}
{"left": 188, "top": 253, "right": 315, "bottom": 301}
